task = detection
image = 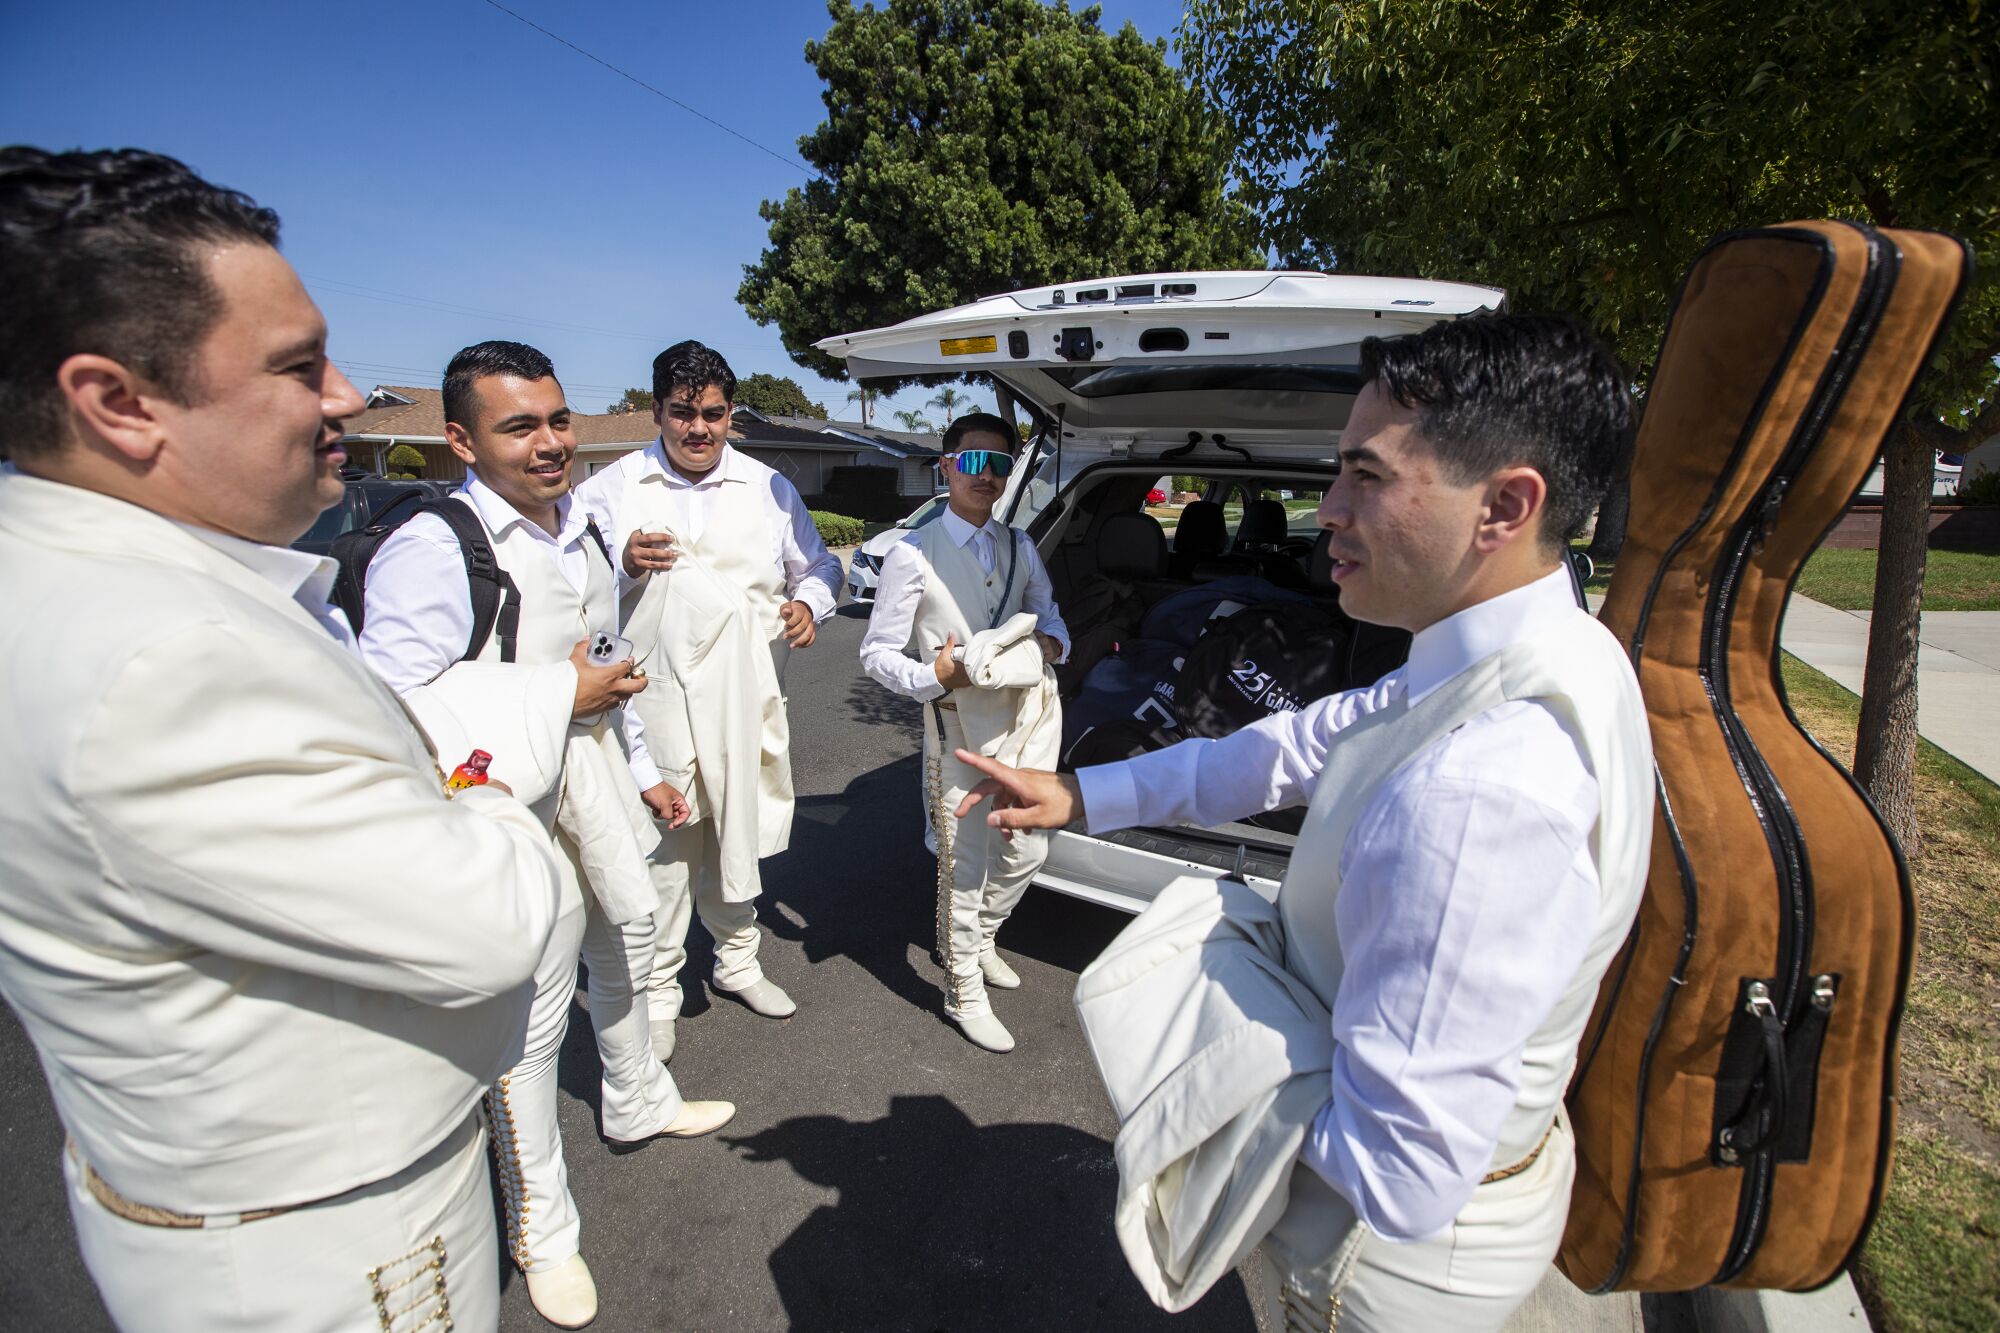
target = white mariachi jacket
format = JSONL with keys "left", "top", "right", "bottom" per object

{"left": 603, "top": 463, "right": 794, "bottom": 901}
{"left": 0, "top": 471, "right": 563, "bottom": 1215}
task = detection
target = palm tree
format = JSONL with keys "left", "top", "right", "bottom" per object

{"left": 845, "top": 385, "right": 873, "bottom": 426}
{"left": 893, "top": 409, "right": 933, "bottom": 433}
{"left": 926, "top": 385, "right": 968, "bottom": 422}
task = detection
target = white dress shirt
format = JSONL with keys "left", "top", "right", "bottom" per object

{"left": 1078, "top": 567, "right": 1602, "bottom": 1242}
{"left": 859, "top": 507, "right": 1071, "bottom": 702}
{"left": 358, "top": 473, "right": 662, "bottom": 790}
{"left": 577, "top": 440, "right": 843, "bottom": 620}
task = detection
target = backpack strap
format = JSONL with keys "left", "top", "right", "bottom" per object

{"left": 421, "top": 499, "right": 521, "bottom": 663}
{"left": 583, "top": 516, "right": 615, "bottom": 572}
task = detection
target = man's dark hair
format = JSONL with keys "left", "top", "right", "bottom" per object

{"left": 651, "top": 340, "right": 736, "bottom": 405}
{"left": 443, "top": 340, "right": 558, "bottom": 429}
{"left": 941, "top": 411, "right": 1017, "bottom": 453}
{"left": 0, "top": 147, "right": 283, "bottom": 459}
{"left": 1359, "top": 314, "right": 1632, "bottom": 551}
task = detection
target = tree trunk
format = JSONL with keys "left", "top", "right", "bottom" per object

{"left": 1587, "top": 446, "right": 1632, "bottom": 562}
{"left": 1851, "top": 420, "right": 1932, "bottom": 856}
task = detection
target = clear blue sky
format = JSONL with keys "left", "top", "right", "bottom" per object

{"left": 1, "top": 0, "right": 1194, "bottom": 427}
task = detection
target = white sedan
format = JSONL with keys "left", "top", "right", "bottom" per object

{"left": 846, "top": 494, "right": 948, "bottom": 601}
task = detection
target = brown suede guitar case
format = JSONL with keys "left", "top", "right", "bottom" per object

{"left": 1558, "top": 221, "right": 1969, "bottom": 1292}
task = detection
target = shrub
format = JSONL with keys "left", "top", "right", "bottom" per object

{"left": 1172, "top": 474, "right": 1205, "bottom": 495}
{"left": 810, "top": 509, "right": 866, "bottom": 547}
{"left": 386, "top": 444, "right": 427, "bottom": 475}
{"left": 1958, "top": 469, "right": 2000, "bottom": 506}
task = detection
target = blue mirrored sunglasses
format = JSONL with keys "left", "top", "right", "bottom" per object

{"left": 948, "top": 449, "right": 1016, "bottom": 478}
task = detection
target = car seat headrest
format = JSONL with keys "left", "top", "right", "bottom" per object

{"left": 1238, "top": 498, "right": 1287, "bottom": 547}
{"left": 1172, "top": 500, "right": 1228, "bottom": 557}
{"left": 1098, "top": 511, "right": 1169, "bottom": 580}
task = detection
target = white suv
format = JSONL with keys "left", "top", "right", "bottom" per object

{"left": 819, "top": 270, "right": 1504, "bottom": 912}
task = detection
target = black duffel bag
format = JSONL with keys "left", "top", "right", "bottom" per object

{"left": 1175, "top": 602, "right": 1411, "bottom": 833}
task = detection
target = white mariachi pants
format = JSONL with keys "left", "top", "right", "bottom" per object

{"left": 929, "top": 705, "right": 1047, "bottom": 1020}
{"left": 1241, "top": 1110, "right": 1577, "bottom": 1333}
{"left": 66, "top": 1112, "right": 497, "bottom": 1333}
{"left": 647, "top": 820, "right": 767, "bottom": 1020}
{"left": 490, "top": 843, "right": 683, "bottom": 1274}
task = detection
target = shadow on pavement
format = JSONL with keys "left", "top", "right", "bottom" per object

{"left": 724, "top": 1093, "right": 1252, "bottom": 1332}
{"left": 842, "top": 669, "right": 925, "bottom": 741}
{"left": 763, "top": 753, "right": 944, "bottom": 1017}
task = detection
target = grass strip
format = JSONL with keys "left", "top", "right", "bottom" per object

{"left": 1779, "top": 654, "right": 2000, "bottom": 1333}
{"left": 1577, "top": 547, "right": 2000, "bottom": 610}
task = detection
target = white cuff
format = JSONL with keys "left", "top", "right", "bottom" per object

{"left": 628, "top": 755, "right": 664, "bottom": 793}
{"left": 1077, "top": 762, "right": 1141, "bottom": 835}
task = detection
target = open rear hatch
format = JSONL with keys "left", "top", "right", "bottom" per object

{"left": 815, "top": 269, "right": 1504, "bottom": 434}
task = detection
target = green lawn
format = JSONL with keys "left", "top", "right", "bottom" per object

{"left": 1573, "top": 546, "right": 2000, "bottom": 611}
{"left": 1794, "top": 547, "right": 2000, "bottom": 612}
{"left": 1780, "top": 655, "right": 2000, "bottom": 1333}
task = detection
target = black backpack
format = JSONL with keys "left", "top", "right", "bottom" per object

{"left": 329, "top": 492, "right": 615, "bottom": 664}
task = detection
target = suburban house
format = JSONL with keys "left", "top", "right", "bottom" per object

{"left": 339, "top": 387, "right": 943, "bottom": 497}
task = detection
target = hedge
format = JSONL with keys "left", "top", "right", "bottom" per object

{"left": 810, "top": 510, "right": 866, "bottom": 547}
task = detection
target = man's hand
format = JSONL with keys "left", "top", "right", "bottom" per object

{"left": 1035, "top": 631, "right": 1062, "bottom": 664}
{"left": 933, "top": 633, "right": 973, "bottom": 690}
{"left": 640, "top": 781, "right": 691, "bottom": 829}
{"left": 623, "top": 529, "right": 677, "bottom": 579}
{"left": 779, "top": 599, "right": 817, "bottom": 649}
{"left": 952, "top": 748, "right": 1084, "bottom": 837}
{"left": 568, "top": 638, "right": 647, "bottom": 719}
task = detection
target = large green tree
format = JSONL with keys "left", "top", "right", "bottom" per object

{"left": 736, "top": 372, "right": 829, "bottom": 420}
{"left": 741, "top": 0, "right": 1264, "bottom": 384}
{"left": 1183, "top": 0, "right": 1999, "bottom": 850}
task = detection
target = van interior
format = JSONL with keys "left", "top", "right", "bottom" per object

{"left": 1018, "top": 460, "right": 1414, "bottom": 868}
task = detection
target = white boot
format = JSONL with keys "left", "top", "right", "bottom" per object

{"left": 716, "top": 976, "right": 796, "bottom": 1018}
{"left": 979, "top": 951, "right": 1021, "bottom": 990}
{"left": 610, "top": 1099, "right": 738, "bottom": 1145}
{"left": 650, "top": 1017, "right": 676, "bottom": 1063}
{"left": 953, "top": 1009, "right": 1015, "bottom": 1053}
{"left": 525, "top": 1253, "right": 598, "bottom": 1329}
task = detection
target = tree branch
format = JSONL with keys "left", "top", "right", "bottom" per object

{"left": 1851, "top": 165, "right": 1900, "bottom": 228}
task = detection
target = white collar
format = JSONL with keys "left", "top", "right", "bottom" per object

{"left": 1403, "top": 566, "right": 1582, "bottom": 706}
{"left": 642, "top": 437, "right": 742, "bottom": 490}
{"left": 175, "top": 522, "right": 340, "bottom": 613}
{"left": 460, "top": 471, "right": 586, "bottom": 547}
{"left": 939, "top": 505, "right": 1002, "bottom": 548}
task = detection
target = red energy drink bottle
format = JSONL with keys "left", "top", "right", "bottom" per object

{"left": 445, "top": 749, "right": 493, "bottom": 792}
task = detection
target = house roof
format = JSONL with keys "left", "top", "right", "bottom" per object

{"left": 342, "top": 386, "right": 446, "bottom": 439}
{"left": 819, "top": 422, "right": 944, "bottom": 458}
{"left": 337, "top": 385, "right": 942, "bottom": 458}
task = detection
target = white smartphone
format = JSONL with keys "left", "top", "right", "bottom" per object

{"left": 587, "top": 631, "right": 633, "bottom": 667}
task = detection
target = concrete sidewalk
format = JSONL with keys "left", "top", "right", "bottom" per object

{"left": 1585, "top": 591, "right": 2000, "bottom": 785}
{"left": 1778, "top": 597, "right": 2000, "bottom": 783}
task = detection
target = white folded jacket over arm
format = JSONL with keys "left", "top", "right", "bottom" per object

{"left": 1073, "top": 874, "right": 1356, "bottom": 1312}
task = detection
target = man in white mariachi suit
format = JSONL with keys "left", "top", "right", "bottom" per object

{"left": 0, "top": 147, "right": 567, "bottom": 1332}
{"left": 358, "top": 341, "right": 737, "bottom": 1329}
{"left": 575, "top": 340, "right": 841, "bottom": 1054}
{"left": 955, "top": 316, "right": 1654, "bottom": 1332}
{"left": 859, "top": 413, "right": 1068, "bottom": 1053}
